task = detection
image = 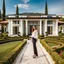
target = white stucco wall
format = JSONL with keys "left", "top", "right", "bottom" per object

{"left": 7, "top": 19, "right": 59, "bottom": 36}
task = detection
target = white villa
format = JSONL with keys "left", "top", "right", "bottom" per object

{"left": 0, "top": 13, "right": 64, "bottom": 37}
{"left": 0, "top": 1, "right": 64, "bottom": 37}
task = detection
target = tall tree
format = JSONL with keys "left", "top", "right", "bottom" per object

{"left": 45, "top": 1, "right": 48, "bottom": 15}
{"left": 2, "top": 0, "right": 6, "bottom": 20}
{"left": 16, "top": 5, "right": 19, "bottom": 18}
{"left": 0, "top": 10, "right": 1, "bottom": 19}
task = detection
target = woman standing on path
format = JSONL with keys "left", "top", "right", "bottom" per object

{"left": 31, "top": 26, "right": 38, "bottom": 58}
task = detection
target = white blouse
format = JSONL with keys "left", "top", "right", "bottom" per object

{"left": 31, "top": 30, "right": 38, "bottom": 39}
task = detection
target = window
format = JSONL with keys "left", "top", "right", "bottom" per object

{"left": 13, "top": 21, "right": 16, "bottom": 24}
{"left": 47, "top": 20, "right": 53, "bottom": 24}
{"left": 13, "top": 21, "right": 19, "bottom": 24}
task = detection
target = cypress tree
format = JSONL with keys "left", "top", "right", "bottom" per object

{"left": 16, "top": 5, "right": 19, "bottom": 18}
{"left": 0, "top": 10, "right": 1, "bottom": 19}
{"left": 2, "top": 0, "right": 6, "bottom": 20}
{"left": 45, "top": 1, "right": 48, "bottom": 15}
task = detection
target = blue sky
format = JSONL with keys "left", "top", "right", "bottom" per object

{"left": 0, "top": 0, "right": 64, "bottom": 15}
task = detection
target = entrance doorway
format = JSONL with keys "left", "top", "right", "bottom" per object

{"left": 30, "top": 26, "right": 32, "bottom": 35}
{"left": 47, "top": 26, "right": 53, "bottom": 34}
{"left": 13, "top": 26, "right": 19, "bottom": 35}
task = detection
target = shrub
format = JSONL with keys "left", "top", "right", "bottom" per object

{"left": 0, "top": 37, "right": 23, "bottom": 44}
{"left": 62, "top": 53, "right": 64, "bottom": 59}
{"left": 38, "top": 34, "right": 44, "bottom": 39}
{"left": 59, "top": 33, "right": 64, "bottom": 36}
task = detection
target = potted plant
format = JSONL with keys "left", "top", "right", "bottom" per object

{"left": 45, "top": 32, "right": 48, "bottom": 36}
{"left": 18, "top": 32, "right": 20, "bottom": 36}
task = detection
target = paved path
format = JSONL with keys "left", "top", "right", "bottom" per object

{"left": 14, "top": 39, "right": 55, "bottom": 64}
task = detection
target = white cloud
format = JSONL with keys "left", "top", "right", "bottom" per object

{"left": 14, "top": 4, "right": 30, "bottom": 10}
{"left": 22, "top": 0, "right": 30, "bottom": 3}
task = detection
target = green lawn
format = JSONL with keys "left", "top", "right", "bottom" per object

{"left": 47, "top": 43, "right": 57, "bottom": 47}
{"left": 0, "top": 41, "right": 22, "bottom": 60}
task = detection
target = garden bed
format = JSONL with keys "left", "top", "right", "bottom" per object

{"left": 0, "top": 36, "right": 29, "bottom": 44}
{"left": 0, "top": 40, "right": 27, "bottom": 64}
{"left": 55, "top": 47, "right": 64, "bottom": 59}
{"left": 40, "top": 39, "right": 64, "bottom": 64}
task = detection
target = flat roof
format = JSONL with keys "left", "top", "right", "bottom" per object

{"left": 6, "top": 13, "right": 61, "bottom": 19}
{"left": 6, "top": 16, "right": 60, "bottom": 19}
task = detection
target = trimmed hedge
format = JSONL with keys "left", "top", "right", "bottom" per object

{"left": 46, "top": 36, "right": 62, "bottom": 40}
{"left": 38, "top": 35, "right": 45, "bottom": 39}
{"left": 59, "top": 33, "right": 64, "bottom": 36}
{"left": 40, "top": 40, "right": 64, "bottom": 64}
{"left": 0, "top": 37, "right": 24, "bottom": 44}
{"left": 0, "top": 40, "right": 27, "bottom": 64}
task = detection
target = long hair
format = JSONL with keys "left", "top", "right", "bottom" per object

{"left": 32, "top": 27, "right": 35, "bottom": 32}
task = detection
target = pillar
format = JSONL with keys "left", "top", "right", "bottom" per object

{"left": 40, "top": 20, "right": 42, "bottom": 35}
{"left": 8, "top": 20, "right": 13, "bottom": 36}
{"left": 0, "top": 24, "right": 1, "bottom": 33}
{"left": 44, "top": 20, "right": 47, "bottom": 36}
{"left": 56, "top": 20, "right": 58, "bottom": 35}
{"left": 20, "top": 20, "right": 24, "bottom": 36}
{"left": 26, "top": 20, "right": 28, "bottom": 35}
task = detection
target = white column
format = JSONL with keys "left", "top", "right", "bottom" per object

{"left": 40, "top": 20, "right": 42, "bottom": 35}
{"left": 44, "top": 20, "right": 47, "bottom": 36}
{"left": 56, "top": 20, "right": 58, "bottom": 35}
{"left": 10, "top": 20, "right": 13, "bottom": 36}
{"left": 20, "top": 20, "right": 23, "bottom": 36}
{"left": 8, "top": 20, "right": 13, "bottom": 36}
{"left": 6, "top": 24, "right": 8, "bottom": 32}
{"left": 26, "top": 20, "right": 28, "bottom": 35}
{"left": 0, "top": 24, "right": 1, "bottom": 33}
{"left": 53, "top": 21, "right": 55, "bottom": 35}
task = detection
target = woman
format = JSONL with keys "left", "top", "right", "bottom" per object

{"left": 31, "top": 26, "right": 38, "bottom": 58}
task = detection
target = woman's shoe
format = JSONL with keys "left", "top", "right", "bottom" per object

{"left": 33, "top": 55, "right": 36, "bottom": 58}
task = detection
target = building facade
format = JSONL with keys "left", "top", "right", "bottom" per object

{"left": 6, "top": 14, "right": 60, "bottom": 37}
{"left": 0, "top": 1, "right": 63, "bottom": 37}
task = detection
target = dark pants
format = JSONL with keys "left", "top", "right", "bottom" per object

{"left": 32, "top": 38, "right": 38, "bottom": 56}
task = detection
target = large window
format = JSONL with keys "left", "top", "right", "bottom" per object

{"left": 13, "top": 21, "right": 19, "bottom": 24}
{"left": 47, "top": 26, "right": 53, "bottom": 34}
{"left": 47, "top": 20, "right": 53, "bottom": 24}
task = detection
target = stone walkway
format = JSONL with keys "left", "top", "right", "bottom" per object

{"left": 13, "top": 39, "right": 55, "bottom": 64}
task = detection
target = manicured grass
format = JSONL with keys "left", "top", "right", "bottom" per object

{"left": 0, "top": 41, "right": 22, "bottom": 60}
{"left": 41, "top": 39, "right": 64, "bottom": 64}
{"left": 47, "top": 43, "right": 57, "bottom": 47}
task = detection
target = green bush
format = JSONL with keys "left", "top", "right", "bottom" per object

{"left": 62, "top": 53, "right": 64, "bottom": 59}
{"left": 46, "top": 36, "right": 62, "bottom": 40}
{"left": 58, "top": 32, "right": 64, "bottom": 36}
{"left": 0, "top": 40, "right": 27, "bottom": 64}
{"left": 0, "top": 37, "right": 23, "bottom": 44}
{"left": 38, "top": 34, "right": 44, "bottom": 39}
